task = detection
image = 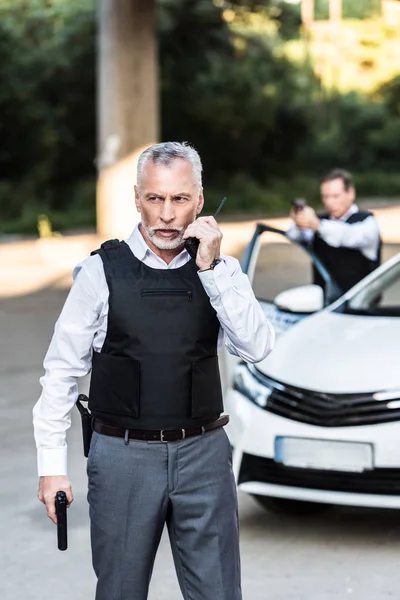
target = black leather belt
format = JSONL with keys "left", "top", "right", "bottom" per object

{"left": 92, "top": 414, "right": 229, "bottom": 442}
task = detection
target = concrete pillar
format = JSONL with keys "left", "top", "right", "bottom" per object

{"left": 329, "top": 0, "right": 342, "bottom": 93}
{"left": 96, "top": 0, "right": 159, "bottom": 239}
{"left": 301, "top": 0, "right": 315, "bottom": 28}
{"left": 329, "top": 0, "right": 342, "bottom": 22}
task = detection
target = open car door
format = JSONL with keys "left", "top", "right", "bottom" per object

{"left": 220, "top": 223, "right": 341, "bottom": 393}
{"left": 241, "top": 223, "right": 341, "bottom": 336}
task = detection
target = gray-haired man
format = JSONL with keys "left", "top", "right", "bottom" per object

{"left": 33, "top": 141, "right": 275, "bottom": 600}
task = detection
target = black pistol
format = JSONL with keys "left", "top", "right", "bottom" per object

{"left": 291, "top": 198, "right": 307, "bottom": 213}
{"left": 55, "top": 491, "right": 68, "bottom": 551}
{"left": 185, "top": 197, "right": 227, "bottom": 259}
{"left": 76, "top": 393, "right": 93, "bottom": 457}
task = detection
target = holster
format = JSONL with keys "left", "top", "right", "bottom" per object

{"left": 75, "top": 394, "right": 93, "bottom": 458}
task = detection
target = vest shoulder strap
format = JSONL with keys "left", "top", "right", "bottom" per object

{"left": 91, "top": 239, "right": 127, "bottom": 263}
{"left": 317, "top": 210, "right": 373, "bottom": 224}
{"left": 346, "top": 210, "right": 372, "bottom": 224}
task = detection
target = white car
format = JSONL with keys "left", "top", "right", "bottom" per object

{"left": 224, "top": 224, "right": 400, "bottom": 513}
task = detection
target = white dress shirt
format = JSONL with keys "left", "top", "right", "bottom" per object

{"left": 287, "top": 204, "right": 380, "bottom": 261}
{"left": 33, "top": 225, "right": 275, "bottom": 476}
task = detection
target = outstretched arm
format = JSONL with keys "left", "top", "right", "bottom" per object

{"left": 317, "top": 216, "right": 380, "bottom": 258}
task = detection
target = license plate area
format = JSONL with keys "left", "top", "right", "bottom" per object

{"left": 275, "top": 436, "right": 373, "bottom": 472}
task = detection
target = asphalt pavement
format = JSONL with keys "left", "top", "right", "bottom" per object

{"left": 1, "top": 210, "right": 400, "bottom": 600}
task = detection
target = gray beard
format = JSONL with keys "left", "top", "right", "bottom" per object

{"left": 143, "top": 224, "right": 185, "bottom": 250}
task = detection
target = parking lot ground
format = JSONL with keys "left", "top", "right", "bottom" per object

{"left": 1, "top": 205, "right": 400, "bottom": 599}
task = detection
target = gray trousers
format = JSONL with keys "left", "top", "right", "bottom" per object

{"left": 87, "top": 427, "right": 242, "bottom": 600}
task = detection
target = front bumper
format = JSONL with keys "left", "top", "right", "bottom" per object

{"left": 225, "top": 389, "right": 400, "bottom": 509}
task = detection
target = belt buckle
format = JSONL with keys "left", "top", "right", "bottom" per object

{"left": 160, "top": 429, "right": 186, "bottom": 442}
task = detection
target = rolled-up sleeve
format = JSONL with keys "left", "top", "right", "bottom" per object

{"left": 198, "top": 256, "right": 275, "bottom": 363}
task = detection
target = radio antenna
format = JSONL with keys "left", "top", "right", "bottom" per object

{"left": 213, "top": 197, "right": 227, "bottom": 219}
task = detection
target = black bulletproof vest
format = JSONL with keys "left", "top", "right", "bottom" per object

{"left": 312, "top": 210, "right": 381, "bottom": 294}
{"left": 88, "top": 240, "right": 223, "bottom": 430}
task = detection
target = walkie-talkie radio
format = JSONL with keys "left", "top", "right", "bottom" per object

{"left": 184, "top": 197, "right": 227, "bottom": 259}
{"left": 55, "top": 490, "right": 68, "bottom": 551}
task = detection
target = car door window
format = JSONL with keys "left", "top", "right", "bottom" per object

{"left": 242, "top": 228, "right": 321, "bottom": 338}
{"left": 251, "top": 231, "right": 314, "bottom": 302}
{"left": 241, "top": 224, "right": 341, "bottom": 337}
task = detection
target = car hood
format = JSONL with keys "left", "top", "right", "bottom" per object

{"left": 257, "top": 311, "right": 400, "bottom": 393}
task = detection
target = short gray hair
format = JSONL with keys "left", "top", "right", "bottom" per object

{"left": 137, "top": 141, "right": 203, "bottom": 189}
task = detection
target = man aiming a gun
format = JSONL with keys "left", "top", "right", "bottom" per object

{"left": 33, "top": 141, "right": 274, "bottom": 600}
{"left": 287, "top": 169, "right": 382, "bottom": 295}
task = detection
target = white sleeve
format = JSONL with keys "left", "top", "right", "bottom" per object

{"left": 198, "top": 256, "right": 275, "bottom": 363}
{"left": 318, "top": 216, "right": 380, "bottom": 259}
{"left": 32, "top": 258, "right": 105, "bottom": 476}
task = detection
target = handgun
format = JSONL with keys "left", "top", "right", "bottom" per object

{"left": 55, "top": 491, "right": 68, "bottom": 551}
{"left": 185, "top": 197, "right": 227, "bottom": 259}
{"left": 291, "top": 198, "right": 307, "bottom": 213}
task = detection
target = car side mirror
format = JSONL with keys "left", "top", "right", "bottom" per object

{"left": 274, "top": 285, "right": 324, "bottom": 314}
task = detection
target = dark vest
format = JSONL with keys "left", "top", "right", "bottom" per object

{"left": 312, "top": 210, "right": 381, "bottom": 294}
{"left": 88, "top": 240, "right": 223, "bottom": 430}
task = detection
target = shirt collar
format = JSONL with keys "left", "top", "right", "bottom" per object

{"left": 334, "top": 204, "right": 358, "bottom": 222}
{"left": 125, "top": 224, "right": 191, "bottom": 265}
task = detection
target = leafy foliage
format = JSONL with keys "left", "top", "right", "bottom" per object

{"left": 315, "top": 0, "right": 381, "bottom": 20}
{"left": 0, "top": 0, "right": 95, "bottom": 222}
{"left": 158, "top": 0, "right": 315, "bottom": 207}
{"left": 0, "top": 0, "right": 399, "bottom": 232}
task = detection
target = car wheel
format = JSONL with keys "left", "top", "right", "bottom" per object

{"left": 252, "top": 495, "right": 330, "bottom": 515}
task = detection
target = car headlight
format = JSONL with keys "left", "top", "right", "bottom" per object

{"left": 233, "top": 364, "right": 273, "bottom": 408}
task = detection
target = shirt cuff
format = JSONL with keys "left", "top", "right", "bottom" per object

{"left": 37, "top": 447, "right": 68, "bottom": 477}
{"left": 198, "top": 259, "right": 233, "bottom": 297}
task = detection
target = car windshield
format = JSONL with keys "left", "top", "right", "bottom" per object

{"left": 336, "top": 258, "right": 400, "bottom": 316}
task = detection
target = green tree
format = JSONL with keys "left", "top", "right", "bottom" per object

{"left": 159, "top": 0, "right": 314, "bottom": 201}
{"left": 0, "top": 0, "right": 95, "bottom": 222}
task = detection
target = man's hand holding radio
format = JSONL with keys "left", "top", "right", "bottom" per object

{"left": 183, "top": 216, "right": 222, "bottom": 271}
